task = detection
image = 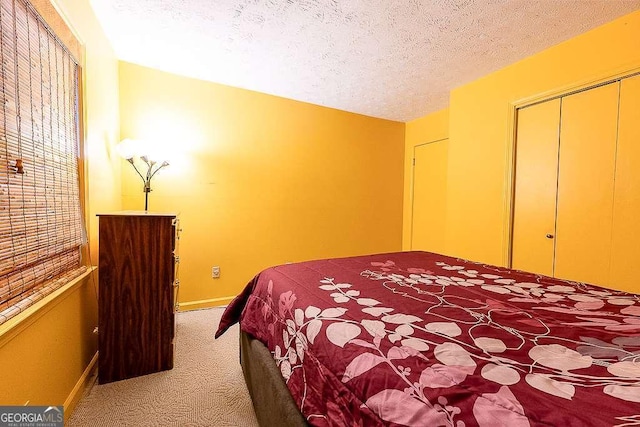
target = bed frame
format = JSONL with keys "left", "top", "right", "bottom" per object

{"left": 240, "top": 331, "right": 308, "bottom": 426}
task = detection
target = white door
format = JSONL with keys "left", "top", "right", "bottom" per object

{"left": 411, "top": 140, "right": 448, "bottom": 253}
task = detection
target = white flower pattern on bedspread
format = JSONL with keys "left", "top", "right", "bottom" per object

{"left": 217, "top": 252, "right": 640, "bottom": 427}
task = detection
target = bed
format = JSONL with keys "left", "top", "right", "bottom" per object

{"left": 215, "top": 251, "right": 640, "bottom": 426}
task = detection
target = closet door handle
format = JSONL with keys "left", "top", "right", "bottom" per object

{"left": 546, "top": 234, "right": 554, "bottom": 239}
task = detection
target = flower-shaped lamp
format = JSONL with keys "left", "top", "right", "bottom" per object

{"left": 116, "top": 139, "right": 169, "bottom": 211}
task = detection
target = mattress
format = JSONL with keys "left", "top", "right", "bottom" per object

{"left": 216, "top": 251, "right": 640, "bottom": 426}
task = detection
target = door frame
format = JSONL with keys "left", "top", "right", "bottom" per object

{"left": 410, "top": 138, "right": 448, "bottom": 250}
{"left": 502, "top": 67, "right": 640, "bottom": 268}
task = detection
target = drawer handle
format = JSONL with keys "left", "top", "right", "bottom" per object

{"left": 174, "top": 279, "right": 180, "bottom": 287}
{"left": 546, "top": 234, "right": 554, "bottom": 239}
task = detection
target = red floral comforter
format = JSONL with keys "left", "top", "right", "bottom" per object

{"left": 216, "top": 251, "right": 640, "bottom": 426}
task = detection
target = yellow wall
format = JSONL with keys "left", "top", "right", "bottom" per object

{"left": 444, "top": 10, "right": 640, "bottom": 266}
{"left": 402, "top": 108, "right": 449, "bottom": 250}
{"left": 0, "top": 0, "right": 120, "bottom": 417}
{"left": 0, "top": 274, "right": 95, "bottom": 409}
{"left": 118, "top": 62, "right": 405, "bottom": 308}
{"left": 5, "top": 4, "right": 636, "bottom": 416}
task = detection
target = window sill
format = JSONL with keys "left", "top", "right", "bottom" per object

{"left": 0, "top": 266, "right": 97, "bottom": 348}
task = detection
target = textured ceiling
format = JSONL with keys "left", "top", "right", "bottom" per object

{"left": 89, "top": 0, "right": 640, "bottom": 122}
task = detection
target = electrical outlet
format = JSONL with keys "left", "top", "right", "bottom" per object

{"left": 212, "top": 266, "right": 220, "bottom": 279}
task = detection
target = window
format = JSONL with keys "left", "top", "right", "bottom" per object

{"left": 0, "top": 0, "right": 87, "bottom": 324}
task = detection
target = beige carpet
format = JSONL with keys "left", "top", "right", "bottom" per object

{"left": 68, "top": 308, "right": 259, "bottom": 427}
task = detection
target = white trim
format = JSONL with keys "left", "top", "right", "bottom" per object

{"left": 48, "top": 0, "right": 85, "bottom": 46}
{"left": 64, "top": 352, "right": 98, "bottom": 422}
{"left": 179, "top": 296, "right": 235, "bottom": 311}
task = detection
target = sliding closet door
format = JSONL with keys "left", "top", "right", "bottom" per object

{"left": 610, "top": 75, "right": 640, "bottom": 293}
{"left": 511, "top": 99, "right": 561, "bottom": 276}
{"left": 411, "top": 140, "right": 448, "bottom": 253}
{"left": 554, "top": 83, "right": 619, "bottom": 286}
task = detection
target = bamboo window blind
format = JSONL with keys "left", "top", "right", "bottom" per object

{"left": 0, "top": 0, "right": 87, "bottom": 325}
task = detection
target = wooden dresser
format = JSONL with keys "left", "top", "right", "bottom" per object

{"left": 97, "top": 211, "right": 179, "bottom": 384}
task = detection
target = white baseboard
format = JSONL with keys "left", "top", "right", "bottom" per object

{"left": 64, "top": 352, "right": 98, "bottom": 422}
{"left": 178, "top": 296, "right": 235, "bottom": 311}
